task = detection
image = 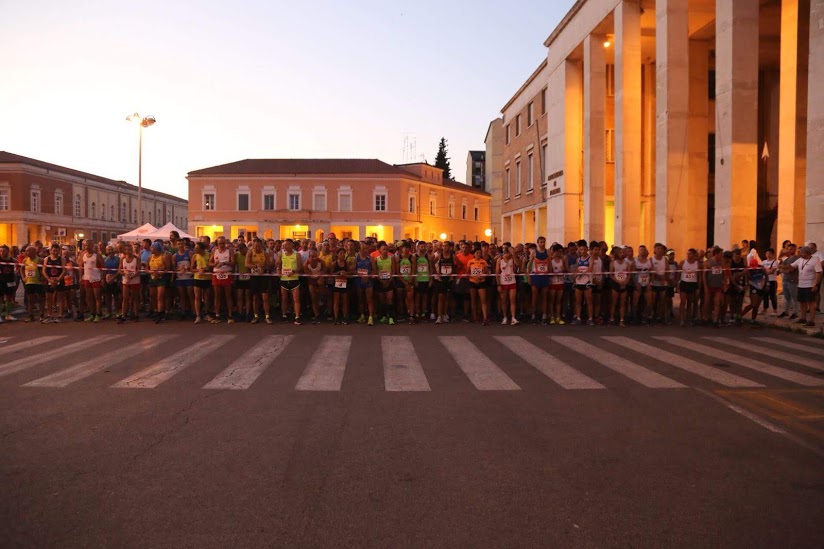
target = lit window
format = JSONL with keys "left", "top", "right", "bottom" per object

{"left": 429, "top": 200, "right": 435, "bottom": 216}
{"left": 204, "top": 194, "right": 215, "bottom": 211}
{"left": 474, "top": 207, "right": 479, "bottom": 221}
{"left": 288, "top": 193, "right": 300, "bottom": 211}
{"left": 606, "top": 129, "right": 615, "bottom": 163}
{"left": 263, "top": 194, "right": 275, "bottom": 210}
{"left": 408, "top": 196, "right": 416, "bottom": 213}
{"left": 448, "top": 203, "right": 454, "bottom": 218}
{"left": 461, "top": 204, "right": 467, "bottom": 220}
{"left": 238, "top": 193, "right": 250, "bottom": 211}
{"left": 374, "top": 193, "right": 386, "bottom": 212}
{"left": 0, "top": 189, "right": 8, "bottom": 211}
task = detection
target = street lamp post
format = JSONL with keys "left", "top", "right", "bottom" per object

{"left": 125, "top": 113, "right": 156, "bottom": 225}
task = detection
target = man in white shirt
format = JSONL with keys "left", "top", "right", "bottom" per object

{"left": 808, "top": 242, "right": 824, "bottom": 314}
{"left": 784, "top": 246, "right": 823, "bottom": 327}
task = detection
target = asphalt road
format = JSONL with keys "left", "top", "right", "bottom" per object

{"left": 1, "top": 319, "right": 823, "bottom": 548}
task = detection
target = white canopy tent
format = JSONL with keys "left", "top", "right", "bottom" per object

{"left": 116, "top": 223, "right": 157, "bottom": 240}
{"left": 142, "top": 222, "right": 196, "bottom": 241}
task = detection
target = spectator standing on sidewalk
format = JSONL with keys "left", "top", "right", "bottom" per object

{"left": 778, "top": 243, "right": 799, "bottom": 320}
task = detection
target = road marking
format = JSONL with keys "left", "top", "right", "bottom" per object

{"left": 0, "top": 336, "right": 64, "bottom": 355}
{"left": 495, "top": 336, "right": 604, "bottom": 389}
{"left": 751, "top": 337, "right": 824, "bottom": 356}
{"left": 0, "top": 336, "right": 114, "bottom": 378}
{"left": 439, "top": 336, "right": 520, "bottom": 391}
{"left": 204, "top": 335, "right": 294, "bottom": 390}
{"left": 551, "top": 336, "right": 685, "bottom": 389}
{"left": 704, "top": 337, "right": 824, "bottom": 372}
{"left": 24, "top": 335, "right": 175, "bottom": 387}
{"left": 655, "top": 336, "right": 824, "bottom": 387}
{"left": 112, "top": 335, "right": 234, "bottom": 389}
{"left": 604, "top": 336, "right": 763, "bottom": 388}
{"left": 383, "top": 336, "right": 431, "bottom": 392}
{"left": 295, "top": 336, "right": 351, "bottom": 391}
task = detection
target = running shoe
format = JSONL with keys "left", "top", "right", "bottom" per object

{"left": 311, "top": 316, "right": 320, "bottom": 325}
{"left": 482, "top": 320, "right": 488, "bottom": 326}
{"left": 227, "top": 318, "right": 235, "bottom": 324}
{"left": 93, "top": 315, "right": 101, "bottom": 323}
{"left": 251, "top": 316, "right": 260, "bottom": 324}
{"left": 430, "top": 313, "right": 436, "bottom": 321}
{"left": 265, "top": 317, "right": 273, "bottom": 325}
{"left": 388, "top": 318, "right": 395, "bottom": 325}
{"left": 294, "top": 318, "right": 302, "bottom": 325}
{"left": 501, "top": 317, "right": 508, "bottom": 325}
{"left": 379, "top": 316, "right": 388, "bottom": 324}
{"left": 84, "top": 315, "right": 93, "bottom": 323}
{"left": 341, "top": 319, "right": 349, "bottom": 325}
{"left": 357, "top": 315, "right": 366, "bottom": 324}
{"left": 101, "top": 312, "right": 110, "bottom": 320}
{"left": 211, "top": 317, "right": 222, "bottom": 324}
{"left": 52, "top": 317, "right": 61, "bottom": 324}
{"left": 556, "top": 317, "right": 566, "bottom": 325}
{"left": 367, "top": 316, "right": 374, "bottom": 326}
{"left": 40, "top": 317, "right": 52, "bottom": 324}
{"left": 619, "top": 320, "right": 626, "bottom": 327}
{"left": 510, "top": 318, "right": 520, "bottom": 326}
{"left": 194, "top": 316, "right": 202, "bottom": 324}
{"left": 435, "top": 316, "right": 442, "bottom": 324}
{"left": 586, "top": 319, "right": 595, "bottom": 326}
{"left": 5, "top": 315, "right": 17, "bottom": 322}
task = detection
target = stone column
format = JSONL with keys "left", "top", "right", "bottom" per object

{"left": 614, "top": 0, "right": 642, "bottom": 248}
{"left": 778, "top": 0, "right": 808, "bottom": 246}
{"left": 655, "top": 0, "right": 690, "bottom": 254}
{"left": 584, "top": 33, "right": 606, "bottom": 242}
{"left": 714, "top": 0, "right": 759, "bottom": 248}
{"left": 688, "top": 40, "right": 710, "bottom": 249}
{"left": 807, "top": 0, "right": 824, "bottom": 245}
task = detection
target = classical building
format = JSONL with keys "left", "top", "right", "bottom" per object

{"left": 0, "top": 152, "right": 187, "bottom": 247}
{"left": 187, "top": 159, "right": 491, "bottom": 243}
{"left": 466, "top": 151, "right": 486, "bottom": 189}
{"left": 491, "top": 0, "right": 823, "bottom": 252}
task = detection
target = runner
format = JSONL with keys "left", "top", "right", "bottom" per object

{"left": 548, "top": 244, "right": 566, "bottom": 325}
{"left": 304, "top": 248, "right": 324, "bottom": 324}
{"left": 529, "top": 237, "right": 550, "bottom": 325}
{"left": 173, "top": 239, "right": 194, "bottom": 321}
{"left": 678, "top": 248, "right": 700, "bottom": 327}
{"left": 210, "top": 236, "right": 235, "bottom": 324}
{"left": 191, "top": 242, "right": 211, "bottom": 324}
{"left": 496, "top": 244, "right": 519, "bottom": 325}
{"left": 396, "top": 243, "right": 416, "bottom": 324}
{"left": 727, "top": 248, "right": 747, "bottom": 325}
{"left": 761, "top": 248, "right": 779, "bottom": 317}
{"left": 276, "top": 238, "right": 303, "bottom": 325}
{"left": 650, "top": 244, "right": 668, "bottom": 324}
{"left": 466, "top": 245, "right": 490, "bottom": 325}
{"left": 234, "top": 242, "right": 250, "bottom": 322}
{"left": 434, "top": 241, "right": 456, "bottom": 324}
{"left": 610, "top": 246, "right": 630, "bottom": 326}
{"left": 353, "top": 243, "right": 374, "bottom": 325}
{"left": 79, "top": 239, "right": 103, "bottom": 322}
{"left": 632, "top": 245, "right": 652, "bottom": 325}
{"left": 572, "top": 240, "right": 595, "bottom": 326}
{"left": 589, "top": 241, "right": 604, "bottom": 324}
{"left": 373, "top": 242, "right": 397, "bottom": 325}
{"left": 147, "top": 241, "right": 172, "bottom": 324}
{"left": 0, "top": 245, "right": 17, "bottom": 322}
{"left": 331, "top": 247, "right": 351, "bottom": 324}
{"left": 741, "top": 252, "right": 768, "bottom": 323}
{"left": 414, "top": 241, "right": 433, "bottom": 322}
{"left": 118, "top": 243, "right": 141, "bottom": 323}
{"left": 703, "top": 246, "right": 725, "bottom": 327}
{"left": 41, "top": 244, "right": 66, "bottom": 323}
{"left": 101, "top": 245, "right": 121, "bottom": 320}
{"left": 246, "top": 238, "right": 272, "bottom": 324}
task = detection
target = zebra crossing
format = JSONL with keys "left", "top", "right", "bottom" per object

{"left": 1, "top": 334, "right": 823, "bottom": 393}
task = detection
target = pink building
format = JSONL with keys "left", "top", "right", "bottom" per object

{"left": 187, "top": 159, "right": 491, "bottom": 243}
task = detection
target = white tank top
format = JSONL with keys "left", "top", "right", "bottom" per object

{"left": 498, "top": 257, "right": 516, "bottom": 285}
{"left": 634, "top": 258, "right": 651, "bottom": 287}
{"left": 82, "top": 253, "right": 101, "bottom": 282}
{"left": 651, "top": 256, "right": 668, "bottom": 287}
{"left": 613, "top": 259, "right": 629, "bottom": 283}
{"left": 681, "top": 260, "right": 698, "bottom": 283}
{"left": 121, "top": 257, "right": 140, "bottom": 285}
{"left": 550, "top": 258, "right": 565, "bottom": 285}
{"left": 214, "top": 249, "right": 231, "bottom": 272}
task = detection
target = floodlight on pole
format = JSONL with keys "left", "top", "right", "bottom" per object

{"left": 125, "top": 113, "right": 156, "bottom": 225}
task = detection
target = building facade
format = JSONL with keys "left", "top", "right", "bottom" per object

{"left": 0, "top": 152, "right": 187, "bottom": 247}
{"left": 465, "top": 151, "right": 486, "bottom": 189}
{"left": 187, "top": 159, "right": 491, "bottom": 244}
{"left": 484, "top": 119, "right": 504, "bottom": 243}
{"left": 493, "top": 0, "right": 823, "bottom": 253}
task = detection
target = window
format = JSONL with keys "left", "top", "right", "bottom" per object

{"left": 133, "top": 209, "right": 137, "bottom": 223}
{"left": 338, "top": 193, "right": 352, "bottom": 212}
{"left": 461, "top": 204, "right": 467, "bottom": 220}
{"left": 606, "top": 129, "right": 615, "bottom": 163}
{"left": 515, "top": 161, "right": 521, "bottom": 196}
{"left": 238, "top": 193, "right": 250, "bottom": 211}
{"left": 374, "top": 193, "right": 386, "bottom": 212}
{"left": 74, "top": 194, "right": 81, "bottom": 217}
{"left": 527, "top": 153, "right": 534, "bottom": 192}
{"left": 91, "top": 231, "right": 98, "bottom": 243}
{"left": 100, "top": 203, "right": 106, "bottom": 219}
{"left": 157, "top": 208, "right": 162, "bottom": 223}
{"left": 527, "top": 102, "right": 534, "bottom": 126}
{"left": 429, "top": 199, "right": 435, "bottom": 216}
{"left": 148, "top": 211, "right": 151, "bottom": 223}
{"left": 263, "top": 193, "right": 275, "bottom": 210}
{"left": 288, "top": 193, "right": 300, "bottom": 211}
{"left": 55, "top": 194, "right": 63, "bottom": 215}
{"left": 313, "top": 192, "right": 326, "bottom": 211}
{"left": 91, "top": 202, "right": 96, "bottom": 218}
{"left": 474, "top": 206, "right": 479, "bottom": 221}
{"left": 341, "top": 230, "right": 353, "bottom": 239}
{"left": 448, "top": 202, "right": 455, "bottom": 218}
{"left": 101, "top": 232, "right": 107, "bottom": 242}
{"left": 708, "top": 70, "right": 716, "bottom": 100}
{"left": 30, "top": 190, "right": 40, "bottom": 213}
{"left": 204, "top": 193, "right": 215, "bottom": 211}
{"left": 515, "top": 114, "right": 521, "bottom": 136}
{"left": 121, "top": 203, "right": 126, "bottom": 221}
{"left": 505, "top": 124, "right": 511, "bottom": 145}
{"left": 606, "top": 64, "right": 615, "bottom": 97}
{"left": 408, "top": 196, "right": 416, "bottom": 213}
{"left": 541, "top": 144, "right": 548, "bottom": 186}
{"left": 110, "top": 205, "right": 115, "bottom": 220}
{"left": 541, "top": 87, "right": 547, "bottom": 114}
{"left": 505, "top": 168, "right": 511, "bottom": 200}
{"left": 0, "top": 189, "right": 8, "bottom": 211}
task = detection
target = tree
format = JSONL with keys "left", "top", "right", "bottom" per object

{"left": 433, "top": 137, "right": 452, "bottom": 181}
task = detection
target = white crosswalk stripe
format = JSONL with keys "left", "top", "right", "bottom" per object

{"left": 747, "top": 336, "right": 824, "bottom": 356}
{"left": 0, "top": 336, "right": 64, "bottom": 355}
{"left": 496, "top": 336, "right": 605, "bottom": 389}
{"left": 552, "top": 336, "right": 686, "bottom": 389}
{"left": 704, "top": 337, "right": 824, "bottom": 372}
{"left": 295, "top": 336, "right": 351, "bottom": 391}
{"left": 383, "top": 336, "right": 431, "bottom": 391}
{"left": 655, "top": 336, "right": 824, "bottom": 387}
{"left": 1, "top": 336, "right": 115, "bottom": 378}
{"left": 603, "top": 336, "right": 763, "bottom": 388}
{"left": 25, "top": 335, "right": 176, "bottom": 387}
{"left": 439, "top": 336, "right": 520, "bottom": 391}
{"left": 112, "top": 335, "right": 234, "bottom": 389}
{"left": 204, "top": 335, "right": 294, "bottom": 390}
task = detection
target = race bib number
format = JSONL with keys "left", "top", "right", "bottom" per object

{"left": 711, "top": 267, "right": 722, "bottom": 275}
{"left": 400, "top": 265, "right": 411, "bottom": 275}
{"left": 335, "top": 277, "right": 347, "bottom": 289}
{"left": 638, "top": 273, "right": 649, "bottom": 284}
{"left": 536, "top": 264, "right": 548, "bottom": 273}
{"left": 470, "top": 267, "right": 483, "bottom": 277}
{"left": 216, "top": 272, "right": 229, "bottom": 281}
{"left": 616, "top": 272, "right": 627, "bottom": 282}
{"left": 379, "top": 270, "right": 391, "bottom": 280}
{"left": 251, "top": 267, "right": 261, "bottom": 275}
{"left": 502, "top": 274, "right": 514, "bottom": 284}
{"left": 577, "top": 266, "right": 588, "bottom": 274}
{"left": 64, "top": 274, "right": 74, "bottom": 285}
{"left": 417, "top": 264, "right": 428, "bottom": 274}
{"left": 357, "top": 268, "right": 368, "bottom": 276}
{"left": 682, "top": 272, "right": 696, "bottom": 282}
{"left": 238, "top": 274, "right": 251, "bottom": 281}
{"left": 25, "top": 267, "right": 36, "bottom": 278}
{"left": 440, "top": 265, "right": 452, "bottom": 275}
{"left": 8, "top": 281, "right": 18, "bottom": 288}
{"left": 282, "top": 269, "right": 293, "bottom": 277}
{"left": 106, "top": 274, "right": 116, "bottom": 284}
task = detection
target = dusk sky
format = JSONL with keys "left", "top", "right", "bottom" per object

{"left": 1, "top": 0, "right": 573, "bottom": 200}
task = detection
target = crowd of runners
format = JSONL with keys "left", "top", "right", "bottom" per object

{"left": 1, "top": 231, "right": 822, "bottom": 328}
